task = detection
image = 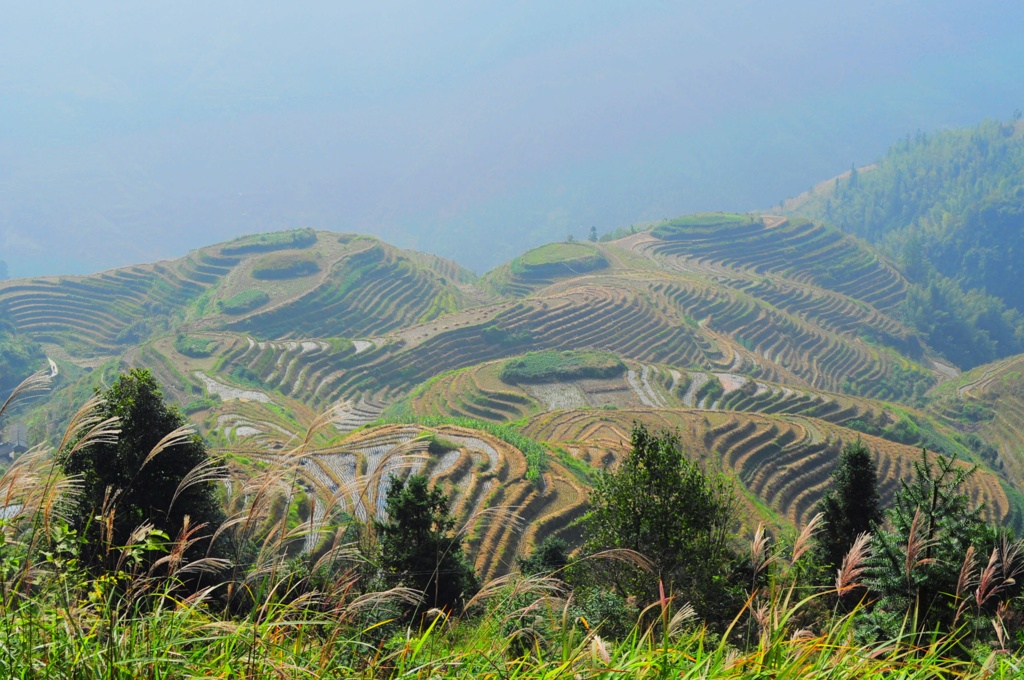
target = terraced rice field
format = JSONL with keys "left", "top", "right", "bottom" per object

{"left": 0, "top": 252, "right": 232, "bottom": 357}
{"left": 412, "top": 359, "right": 673, "bottom": 423}
{"left": 930, "top": 355, "right": 1024, "bottom": 486}
{"left": 229, "top": 243, "right": 468, "bottom": 339}
{"left": 266, "top": 424, "right": 586, "bottom": 580}
{"left": 210, "top": 334, "right": 390, "bottom": 408}
{"left": 637, "top": 277, "right": 928, "bottom": 403}
{"left": 637, "top": 217, "right": 907, "bottom": 312}
{"left": 522, "top": 408, "right": 1010, "bottom": 527}
{"left": 15, "top": 220, "right": 1020, "bottom": 548}
{"left": 413, "top": 363, "right": 538, "bottom": 422}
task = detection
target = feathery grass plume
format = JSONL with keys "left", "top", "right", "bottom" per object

{"left": 789, "top": 627, "right": 816, "bottom": 641}
{"left": 590, "top": 634, "right": 611, "bottom": 664}
{"left": 976, "top": 546, "right": 1002, "bottom": 609}
{"left": 0, "top": 446, "right": 62, "bottom": 523}
{"left": 56, "top": 394, "right": 120, "bottom": 459}
{"left": 578, "top": 548, "right": 657, "bottom": 574}
{"left": 0, "top": 369, "right": 51, "bottom": 416}
{"left": 168, "top": 458, "right": 230, "bottom": 515}
{"left": 149, "top": 516, "right": 224, "bottom": 579}
{"left": 954, "top": 545, "right": 978, "bottom": 625}
{"left": 750, "top": 523, "right": 777, "bottom": 578}
{"left": 668, "top": 602, "right": 697, "bottom": 638}
{"left": 791, "top": 512, "right": 823, "bottom": 565}
{"left": 957, "top": 545, "right": 978, "bottom": 600}
{"left": 996, "top": 537, "right": 1024, "bottom": 589}
{"left": 342, "top": 586, "right": 422, "bottom": 616}
{"left": 835, "top": 532, "right": 872, "bottom": 594}
{"left": 139, "top": 424, "right": 197, "bottom": 471}
{"left": 464, "top": 572, "right": 565, "bottom": 613}
{"left": 992, "top": 606, "right": 1008, "bottom": 652}
{"left": 903, "top": 508, "right": 935, "bottom": 580}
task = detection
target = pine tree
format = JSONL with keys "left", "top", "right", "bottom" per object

{"left": 375, "top": 474, "right": 477, "bottom": 613}
{"left": 814, "top": 439, "right": 882, "bottom": 577}
{"left": 59, "top": 369, "right": 225, "bottom": 572}
{"left": 864, "top": 449, "right": 989, "bottom": 638}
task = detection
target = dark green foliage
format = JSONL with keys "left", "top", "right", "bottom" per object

{"left": 174, "top": 334, "right": 216, "bottom": 358}
{"left": 0, "top": 320, "right": 44, "bottom": 393}
{"left": 58, "top": 369, "right": 225, "bottom": 571}
{"left": 519, "top": 536, "right": 569, "bottom": 577}
{"left": 799, "top": 119, "right": 1024, "bottom": 368}
{"left": 570, "top": 588, "right": 638, "bottom": 640}
{"left": 114, "top": 319, "right": 152, "bottom": 345}
{"left": 864, "top": 449, "right": 989, "bottom": 638}
{"left": 582, "top": 424, "right": 737, "bottom": 620}
{"left": 900, "top": 275, "right": 1024, "bottom": 368}
{"left": 218, "top": 290, "right": 270, "bottom": 314}
{"left": 251, "top": 254, "right": 320, "bottom": 280}
{"left": 694, "top": 375, "right": 724, "bottom": 405}
{"left": 813, "top": 440, "right": 882, "bottom": 579}
{"left": 500, "top": 350, "right": 626, "bottom": 384}
{"left": 220, "top": 228, "right": 317, "bottom": 256}
{"left": 375, "top": 474, "right": 477, "bottom": 613}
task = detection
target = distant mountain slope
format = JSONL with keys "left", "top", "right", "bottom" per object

{"left": 783, "top": 119, "right": 1024, "bottom": 368}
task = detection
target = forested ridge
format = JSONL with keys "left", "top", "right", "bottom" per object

{"left": 790, "top": 118, "right": 1024, "bottom": 368}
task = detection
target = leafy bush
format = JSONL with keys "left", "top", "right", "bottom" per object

{"left": 480, "top": 325, "right": 532, "bottom": 347}
{"left": 251, "top": 254, "right": 320, "bottom": 280}
{"left": 58, "top": 369, "right": 225, "bottom": 573}
{"left": 693, "top": 375, "right": 724, "bottom": 405}
{"left": 219, "top": 290, "right": 271, "bottom": 314}
{"left": 500, "top": 350, "right": 625, "bottom": 384}
{"left": 220, "top": 227, "right": 317, "bottom": 255}
{"left": 183, "top": 395, "right": 221, "bottom": 414}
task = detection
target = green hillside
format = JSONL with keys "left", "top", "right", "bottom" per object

{"left": 784, "top": 119, "right": 1024, "bottom": 368}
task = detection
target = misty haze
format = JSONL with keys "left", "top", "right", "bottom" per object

{"left": 2, "top": 2, "right": 1022, "bottom": 276}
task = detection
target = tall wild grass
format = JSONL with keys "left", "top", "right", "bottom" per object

{"left": 0, "top": 371, "right": 1021, "bottom": 677}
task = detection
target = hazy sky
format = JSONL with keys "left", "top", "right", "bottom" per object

{"left": 2, "top": 2, "right": 1023, "bottom": 277}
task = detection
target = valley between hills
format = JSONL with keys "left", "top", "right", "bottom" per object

{"left": 3, "top": 213, "right": 1021, "bottom": 579}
